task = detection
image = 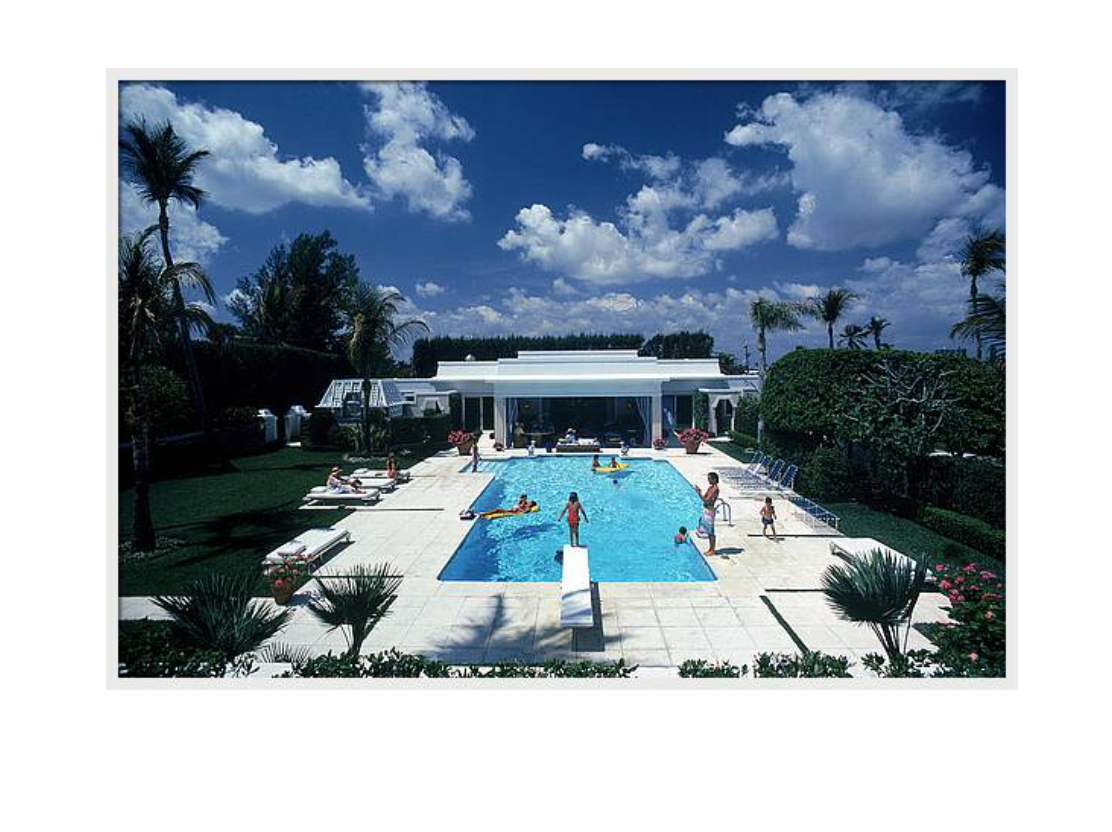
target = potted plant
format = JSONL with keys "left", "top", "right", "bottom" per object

{"left": 678, "top": 427, "right": 710, "bottom": 454}
{"left": 652, "top": 436, "right": 667, "bottom": 451}
{"left": 448, "top": 429, "right": 476, "bottom": 456}
{"left": 268, "top": 556, "right": 308, "bottom": 605}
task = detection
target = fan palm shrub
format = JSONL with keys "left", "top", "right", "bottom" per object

{"left": 153, "top": 571, "right": 293, "bottom": 662}
{"left": 951, "top": 290, "right": 1005, "bottom": 359}
{"left": 821, "top": 548, "right": 928, "bottom": 666}
{"left": 809, "top": 288, "right": 859, "bottom": 348}
{"left": 119, "top": 230, "right": 214, "bottom": 550}
{"left": 345, "top": 285, "right": 429, "bottom": 452}
{"left": 119, "top": 119, "right": 211, "bottom": 424}
{"left": 306, "top": 563, "right": 402, "bottom": 657}
{"left": 838, "top": 323, "right": 868, "bottom": 349}
{"left": 866, "top": 316, "right": 890, "bottom": 349}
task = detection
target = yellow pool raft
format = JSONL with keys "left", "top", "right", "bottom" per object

{"left": 479, "top": 505, "right": 540, "bottom": 520}
{"left": 593, "top": 463, "right": 630, "bottom": 474}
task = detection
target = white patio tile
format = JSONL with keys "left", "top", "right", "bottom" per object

{"left": 616, "top": 606, "right": 660, "bottom": 627}
{"left": 693, "top": 606, "right": 743, "bottom": 627}
{"left": 745, "top": 625, "right": 799, "bottom": 653}
{"left": 704, "top": 627, "right": 757, "bottom": 652}
{"left": 655, "top": 606, "right": 701, "bottom": 627}
{"left": 661, "top": 627, "right": 712, "bottom": 652}
{"left": 619, "top": 627, "right": 667, "bottom": 651}
{"left": 623, "top": 650, "right": 672, "bottom": 667}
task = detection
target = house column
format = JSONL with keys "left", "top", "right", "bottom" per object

{"left": 494, "top": 396, "right": 507, "bottom": 445}
{"left": 651, "top": 392, "right": 663, "bottom": 444}
{"left": 708, "top": 395, "right": 719, "bottom": 435}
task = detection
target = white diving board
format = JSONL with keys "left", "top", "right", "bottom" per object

{"left": 560, "top": 545, "right": 594, "bottom": 628}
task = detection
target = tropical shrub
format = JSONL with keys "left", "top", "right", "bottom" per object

{"left": 802, "top": 446, "right": 852, "bottom": 500}
{"left": 693, "top": 391, "right": 710, "bottom": 432}
{"left": 152, "top": 571, "right": 293, "bottom": 662}
{"left": 732, "top": 396, "right": 760, "bottom": 435}
{"left": 119, "top": 364, "right": 192, "bottom": 440}
{"left": 752, "top": 652, "right": 853, "bottom": 677}
{"left": 920, "top": 507, "right": 1005, "bottom": 560}
{"left": 306, "top": 563, "right": 402, "bottom": 657}
{"left": 412, "top": 333, "right": 645, "bottom": 377}
{"left": 389, "top": 413, "right": 450, "bottom": 446}
{"left": 306, "top": 407, "right": 338, "bottom": 448}
{"left": 208, "top": 405, "right": 261, "bottom": 431}
{"left": 449, "top": 393, "right": 463, "bottom": 429}
{"left": 281, "top": 650, "right": 634, "bottom": 678}
{"left": 918, "top": 456, "right": 1005, "bottom": 529}
{"left": 679, "top": 659, "right": 747, "bottom": 677}
{"left": 729, "top": 431, "right": 759, "bottom": 450}
{"left": 924, "top": 561, "right": 1005, "bottom": 676}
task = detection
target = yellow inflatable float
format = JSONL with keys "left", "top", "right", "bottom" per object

{"left": 479, "top": 504, "right": 540, "bottom": 520}
{"left": 593, "top": 462, "right": 630, "bottom": 474}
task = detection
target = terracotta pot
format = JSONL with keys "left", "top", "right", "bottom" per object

{"left": 682, "top": 440, "right": 703, "bottom": 455}
{"left": 271, "top": 582, "right": 296, "bottom": 605}
{"left": 456, "top": 439, "right": 475, "bottom": 456}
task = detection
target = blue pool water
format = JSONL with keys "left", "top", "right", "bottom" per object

{"left": 439, "top": 457, "right": 716, "bottom": 582}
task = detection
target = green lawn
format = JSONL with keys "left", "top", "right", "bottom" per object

{"left": 828, "top": 501, "right": 1003, "bottom": 574}
{"left": 118, "top": 446, "right": 432, "bottom": 596}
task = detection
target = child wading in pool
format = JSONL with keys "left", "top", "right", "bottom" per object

{"left": 558, "top": 491, "right": 589, "bottom": 546}
{"left": 760, "top": 496, "right": 779, "bottom": 540}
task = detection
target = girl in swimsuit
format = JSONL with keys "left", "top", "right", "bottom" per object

{"left": 558, "top": 491, "right": 589, "bottom": 546}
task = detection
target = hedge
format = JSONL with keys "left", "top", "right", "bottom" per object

{"left": 918, "top": 456, "right": 1005, "bottom": 529}
{"left": 728, "top": 430, "right": 759, "bottom": 450}
{"left": 693, "top": 391, "right": 710, "bottom": 432}
{"left": 802, "top": 446, "right": 852, "bottom": 501}
{"left": 732, "top": 396, "right": 759, "bottom": 435}
{"left": 761, "top": 348, "right": 1005, "bottom": 456}
{"left": 920, "top": 506, "right": 1006, "bottom": 560}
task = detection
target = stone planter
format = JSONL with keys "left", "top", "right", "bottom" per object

{"left": 271, "top": 581, "right": 296, "bottom": 605}
{"left": 455, "top": 439, "right": 476, "bottom": 456}
{"left": 682, "top": 440, "right": 703, "bottom": 455}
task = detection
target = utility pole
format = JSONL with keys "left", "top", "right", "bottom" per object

{"left": 742, "top": 344, "right": 751, "bottom": 373}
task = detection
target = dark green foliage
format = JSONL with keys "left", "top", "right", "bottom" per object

{"left": 728, "top": 431, "right": 759, "bottom": 450}
{"left": 761, "top": 349, "right": 1004, "bottom": 456}
{"left": 640, "top": 330, "right": 715, "bottom": 359}
{"left": 118, "top": 621, "right": 254, "bottom": 678}
{"left": 678, "top": 659, "right": 747, "bottom": 677}
{"left": 802, "top": 447, "right": 852, "bottom": 501}
{"left": 306, "top": 408, "right": 338, "bottom": 448}
{"left": 918, "top": 456, "right": 1005, "bottom": 528}
{"left": 153, "top": 571, "right": 293, "bottom": 661}
{"left": 306, "top": 564, "right": 402, "bottom": 657}
{"left": 227, "top": 231, "right": 360, "bottom": 353}
{"left": 448, "top": 393, "right": 463, "bottom": 429}
{"left": 732, "top": 396, "right": 760, "bottom": 435}
{"left": 119, "top": 364, "right": 192, "bottom": 440}
{"left": 167, "top": 340, "right": 350, "bottom": 418}
{"left": 693, "top": 391, "right": 710, "bottom": 432}
{"left": 412, "top": 333, "right": 644, "bottom": 377}
{"left": 389, "top": 413, "right": 450, "bottom": 446}
{"left": 751, "top": 652, "right": 853, "bottom": 677}
{"left": 920, "top": 507, "right": 1005, "bottom": 560}
{"left": 282, "top": 650, "right": 635, "bottom": 678}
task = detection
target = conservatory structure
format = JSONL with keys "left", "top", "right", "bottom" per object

{"left": 317, "top": 349, "right": 760, "bottom": 446}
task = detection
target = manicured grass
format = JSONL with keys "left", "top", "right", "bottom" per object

{"left": 707, "top": 439, "right": 756, "bottom": 465}
{"left": 828, "top": 501, "right": 1003, "bottom": 574}
{"left": 118, "top": 445, "right": 437, "bottom": 596}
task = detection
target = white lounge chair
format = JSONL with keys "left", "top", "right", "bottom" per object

{"left": 302, "top": 485, "right": 381, "bottom": 507}
{"left": 351, "top": 468, "right": 411, "bottom": 485}
{"left": 261, "top": 527, "right": 351, "bottom": 573}
{"left": 560, "top": 545, "right": 594, "bottom": 628}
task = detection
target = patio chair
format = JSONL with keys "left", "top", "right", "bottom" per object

{"left": 351, "top": 468, "right": 411, "bottom": 484}
{"left": 775, "top": 463, "right": 798, "bottom": 491}
{"left": 261, "top": 526, "right": 351, "bottom": 573}
{"left": 302, "top": 486, "right": 381, "bottom": 507}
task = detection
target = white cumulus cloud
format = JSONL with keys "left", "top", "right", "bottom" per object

{"left": 360, "top": 82, "right": 475, "bottom": 221}
{"left": 725, "top": 91, "right": 1002, "bottom": 251}
{"left": 120, "top": 83, "right": 369, "bottom": 215}
{"left": 119, "top": 180, "right": 227, "bottom": 264}
{"left": 414, "top": 280, "right": 446, "bottom": 298}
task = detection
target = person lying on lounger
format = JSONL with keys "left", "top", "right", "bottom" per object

{"left": 326, "top": 466, "right": 362, "bottom": 493}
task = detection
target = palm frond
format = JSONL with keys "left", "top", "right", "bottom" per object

{"left": 306, "top": 563, "right": 402, "bottom": 657}
{"left": 165, "top": 261, "right": 217, "bottom": 305}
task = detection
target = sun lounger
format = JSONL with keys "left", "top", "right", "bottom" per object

{"left": 302, "top": 485, "right": 381, "bottom": 507}
{"left": 830, "top": 537, "right": 934, "bottom": 581}
{"left": 560, "top": 545, "right": 594, "bottom": 628}
{"left": 351, "top": 468, "right": 411, "bottom": 484}
{"left": 775, "top": 463, "right": 798, "bottom": 491}
{"left": 261, "top": 526, "right": 351, "bottom": 572}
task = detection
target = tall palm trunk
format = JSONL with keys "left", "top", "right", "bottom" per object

{"left": 828, "top": 323, "right": 835, "bottom": 349}
{"left": 158, "top": 201, "right": 207, "bottom": 429}
{"left": 756, "top": 326, "right": 767, "bottom": 443}
{"left": 129, "top": 355, "right": 156, "bottom": 551}
{"left": 873, "top": 331, "right": 882, "bottom": 349}
{"left": 969, "top": 276, "right": 982, "bottom": 361}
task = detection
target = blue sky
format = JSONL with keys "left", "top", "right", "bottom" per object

{"left": 119, "top": 80, "right": 1005, "bottom": 360}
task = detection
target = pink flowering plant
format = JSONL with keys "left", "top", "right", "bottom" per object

{"left": 677, "top": 428, "right": 710, "bottom": 450}
{"left": 926, "top": 561, "right": 1006, "bottom": 676}
{"left": 652, "top": 436, "right": 667, "bottom": 450}
{"left": 268, "top": 556, "right": 309, "bottom": 595}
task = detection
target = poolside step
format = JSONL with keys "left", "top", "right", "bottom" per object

{"left": 560, "top": 545, "right": 594, "bottom": 628}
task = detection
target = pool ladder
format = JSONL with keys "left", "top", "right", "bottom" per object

{"left": 714, "top": 498, "right": 733, "bottom": 527}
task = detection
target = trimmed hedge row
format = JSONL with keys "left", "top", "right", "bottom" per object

{"left": 918, "top": 456, "right": 1005, "bottom": 529}
{"left": 920, "top": 506, "right": 1005, "bottom": 560}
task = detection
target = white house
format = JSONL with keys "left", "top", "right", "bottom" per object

{"left": 318, "top": 349, "right": 760, "bottom": 445}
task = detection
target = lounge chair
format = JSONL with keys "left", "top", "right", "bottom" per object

{"left": 261, "top": 526, "right": 351, "bottom": 573}
{"left": 351, "top": 468, "right": 411, "bottom": 484}
{"left": 775, "top": 463, "right": 798, "bottom": 491}
{"left": 302, "top": 485, "right": 381, "bottom": 507}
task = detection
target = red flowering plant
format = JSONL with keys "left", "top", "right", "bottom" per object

{"left": 652, "top": 436, "right": 667, "bottom": 450}
{"left": 268, "top": 556, "right": 309, "bottom": 602}
{"left": 677, "top": 427, "right": 710, "bottom": 453}
{"left": 925, "top": 561, "right": 1006, "bottom": 676}
{"left": 447, "top": 430, "right": 477, "bottom": 454}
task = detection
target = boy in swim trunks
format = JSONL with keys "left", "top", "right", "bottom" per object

{"left": 694, "top": 472, "right": 720, "bottom": 556}
{"left": 760, "top": 496, "right": 778, "bottom": 540}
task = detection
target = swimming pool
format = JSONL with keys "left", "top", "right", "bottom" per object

{"left": 439, "top": 457, "right": 716, "bottom": 582}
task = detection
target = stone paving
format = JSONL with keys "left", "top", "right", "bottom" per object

{"left": 118, "top": 437, "right": 953, "bottom": 674}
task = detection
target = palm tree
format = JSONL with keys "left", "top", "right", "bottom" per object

{"left": 951, "top": 289, "right": 1005, "bottom": 359}
{"left": 821, "top": 548, "right": 928, "bottom": 668}
{"left": 810, "top": 288, "right": 859, "bottom": 348}
{"left": 153, "top": 571, "right": 293, "bottom": 662}
{"left": 748, "top": 298, "right": 806, "bottom": 441}
{"left": 119, "top": 230, "right": 214, "bottom": 551}
{"left": 345, "top": 284, "right": 429, "bottom": 452}
{"left": 958, "top": 229, "right": 1006, "bottom": 360}
{"left": 838, "top": 323, "right": 868, "bottom": 349}
{"left": 119, "top": 119, "right": 211, "bottom": 425}
{"left": 306, "top": 563, "right": 402, "bottom": 658}
{"left": 865, "top": 316, "right": 890, "bottom": 349}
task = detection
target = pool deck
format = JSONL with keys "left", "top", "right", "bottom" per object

{"left": 119, "top": 438, "right": 952, "bottom": 674}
